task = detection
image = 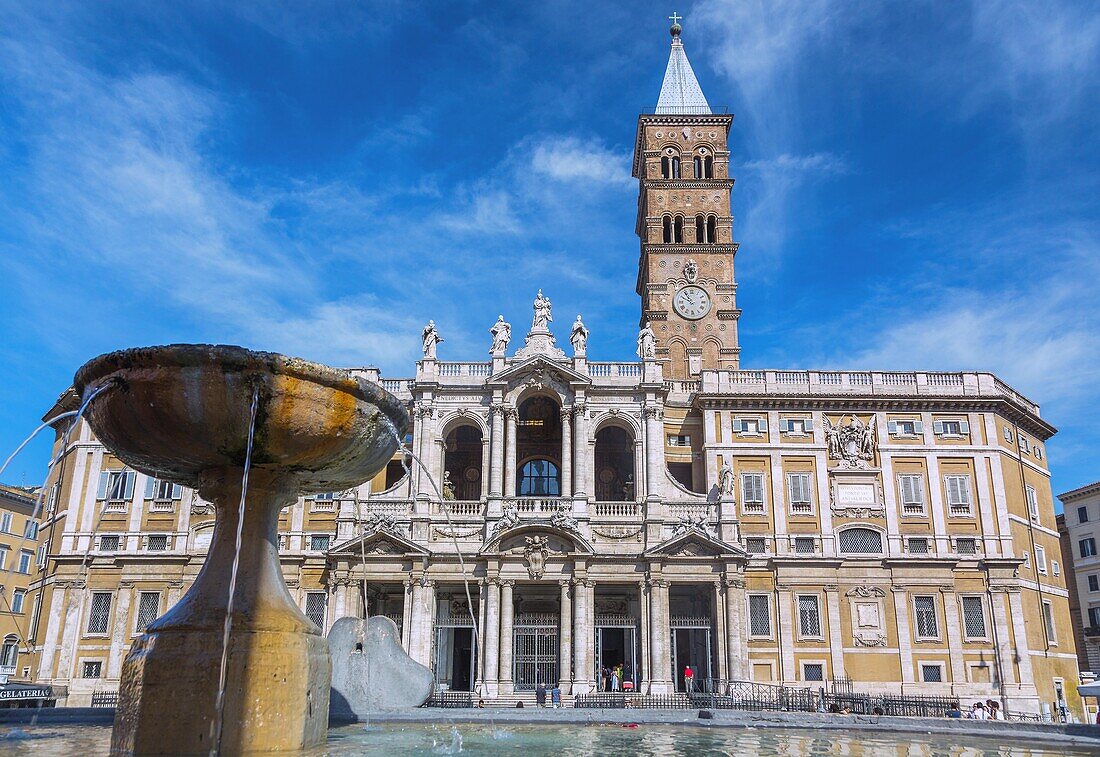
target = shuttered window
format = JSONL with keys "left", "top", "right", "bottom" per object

{"left": 98, "top": 470, "right": 135, "bottom": 511}
{"left": 86, "top": 592, "right": 112, "bottom": 634}
{"left": 135, "top": 592, "right": 161, "bottom": 633}
{"left": 787, "top": 472, "right": 813, "bottom": 514}
{"left": 305, "top": 592, "right": 327, "bottom": 630}
{"left": 797, "top": 595, "right": 821, "bottom": 637}
{"left": 1041, "top": 601, "right": 1056, "bottom": 642}
{"left": 741, "top": 473, "right": 765, "bottom": 514}
{"left": 748, "top": 595, "right": 771, "bottom": 636}
{"left": 1025, "top": 486, "right": 1039, "bottom": 520}
{"left": 914, "top": 596, "right": 938, "bottom": 638}
{"left": 898, "top": 474, "right": 926, "bottom": 515}
{"left": 961, "top": 596, "right": 986, "bottom": 638}
{"left": 944, "top": 475, "right": 972, "bottom": 516}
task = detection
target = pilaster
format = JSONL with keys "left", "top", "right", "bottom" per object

{"left": 499, "top": 580, "right": 515, "bottom": 693}
{"left": 559, "top": 580, "right": 573, "bottom": 692}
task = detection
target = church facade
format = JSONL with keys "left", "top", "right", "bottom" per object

{"left": 28, "top": 25, "right": 1081, "bottom": 717}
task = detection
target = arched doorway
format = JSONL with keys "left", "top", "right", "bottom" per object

{"left": 443, "top": 425, "right": 483, "bottom": 500}
{"left": 515, "top": 396, "right": 562, "bottom": 496}
{"left": 594, "top": 426, "right": 635, "bottom": 501}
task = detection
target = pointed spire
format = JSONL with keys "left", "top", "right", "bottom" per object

{"left": 655, "top": 17, "right": 711, "bottom": 115}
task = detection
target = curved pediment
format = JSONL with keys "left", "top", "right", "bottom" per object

{"left": 481, "top": 522, "right": 593, "bottom": 555}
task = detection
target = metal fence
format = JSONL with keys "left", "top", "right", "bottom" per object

{"left": 90, "top": 691, "right": 119, "bottom": 708}
{"left": 422, "top": 691, "right": 475, "bottom": 708}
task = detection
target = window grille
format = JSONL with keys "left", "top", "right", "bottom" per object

{"left": 798, "top": 595, "right": 821, "bottom": 637}
{"left": 961, "top": 596, "right": 986, "bottom": 638}
{"left": 99, "top": 535, "right": 120, "bottom": 551}
{"left": 135, "top": 592, "right": 160, "bottom": 633}
{"left": 794, "top": 537, "right": 815, "bottom": 554}
{"left": 907, "top": 537, "right": 930, "bottom": 554}
{"left": 914, "top": 596, "right": 938, "bottom": 638}
{"left": 740, "top": 473, "right": 765, "bottom": 513}
{"left": 82, "top": 660, "right": 103, "bottom": 679}
{"left": 920, "top": 664, "right": 943, "bottom": 683}
{"left": 86, "top": 592, "right": 112, "bottom": 634}
{"left": 305, "top": 592, "right": 326, "bottom": 630}
{"left": 955, "top": 538, "right": 977, "bottom": 556}
{"left": 898, "top": 474, "right": 925, "bottom": 515}
{"left": 838, "top": 528, "right": 882, "bottom": 554}
{"left": 147, "top": 535, "right": 169, "bottom": 551}
{"left": 803, "top": 663, "right": 824, "bottom": 682}
{"left": 745, "top": 537, "right": 766, "bottom": 554}
{"left": 944, "top": 475, "right": 972, "bottom": 516}
{"left": 1041, "top": 601, "right": 1056, "bottom": 642}
{"left": 748, "top": 595, "right": 771, "bottom": 636}
{"left": 787, "top": 473, "right": 813, "bottom": 514}
{"left": 1025, "top": 486, "right": 1039, "bottom": 520}
{"left": 309, "top": 534, "right": 331, "bottom": 552}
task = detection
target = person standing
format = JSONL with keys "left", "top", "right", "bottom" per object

{"left": 684, "top": 665, "right": 695, "bottom": 694}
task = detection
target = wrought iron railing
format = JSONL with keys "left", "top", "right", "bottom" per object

{"left": 91, "top": 691, "right": 119, "bottom": 708}
{"left": 422, "top": 691, "right": 475, "bottom": 708}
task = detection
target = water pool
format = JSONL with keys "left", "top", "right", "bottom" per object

{"left": 1, "top": 722, "right": 1091, "bottom": 756}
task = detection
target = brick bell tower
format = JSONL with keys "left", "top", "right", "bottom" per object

{"left": 633, "top": 17, "right": 739, "bottom": 379}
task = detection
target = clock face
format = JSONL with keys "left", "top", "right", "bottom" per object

{"left": 673, "top": 285, "right": 711, "bottom": 320}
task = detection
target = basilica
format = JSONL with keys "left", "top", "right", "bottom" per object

{"left": 26, "top": 23, "right": 1081, "bottom": 717}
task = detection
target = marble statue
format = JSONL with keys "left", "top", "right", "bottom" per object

{"left": 532, "top": 289, "right": 553, "bottom": 330}
{"left": 442, "top": 470, "right": 455, "bottom": 500}
{"left": 422, "top": 320, "right": 442, "bottom": 359}
{"left": 570, "top": 315, "right": 589, "bottom": 355}
{"left": 637, "top": 321, "right": 656, "bottom": 360}
{"left": 718, "top": 459, "right": 735, "bottom": 496}
{"left": 489, "top": 315, "right": 511, "bottom": 355}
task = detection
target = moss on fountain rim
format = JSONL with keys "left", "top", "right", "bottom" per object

{"left": 74, "top": 343, "right": 408, "bottom": 436}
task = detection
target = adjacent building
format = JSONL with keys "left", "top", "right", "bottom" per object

{"left": 28, "top": 23, "right": 1083, "bottom": 718}
{"left": 1058, "top": 481, "right": 1100, "bottom": 679}
{"left": 0, "top": 484, "right": 44, "bottom": 692}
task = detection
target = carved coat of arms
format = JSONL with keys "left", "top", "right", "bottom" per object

{"left": 523, "top": 536, "right": 551, "bottom": 580}
{"left": 824, "top": 414, "right": 877, "bottom": 468}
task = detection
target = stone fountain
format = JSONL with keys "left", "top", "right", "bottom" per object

{"left": 74, "top": 345, "right": 408, "bottom": 754}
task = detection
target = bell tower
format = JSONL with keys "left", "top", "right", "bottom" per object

{"left": 633, "top": 18, "right": 739, "bottom": 379}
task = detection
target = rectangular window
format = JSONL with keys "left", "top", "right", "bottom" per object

{"left": 1052, "top": 560, "right": 1060, "bottom": 577}
{"left": 797, "top": 595, "right": 822, "bottom": 637}
{"left": 734, "top": 418, "right": 767, "bottom": 435}
{"left": 1018, "top": 436, "right": 1031, "bottom": 453}
{"left": 888, "top": 419, "right": 921, "bottom": 436}
{"left": 36, "top": 545, "right": 46, "bottom": 567}
{"left": 934, "top": 419, "right": 968, "bottom": 436}
{"left": 86, "top": 592, "right": 112, "bottom": 635}
{"left": 135, "top": 592, "right": 160, "bottom": 633}
{"left": 1088, "top": 607, "right": 1100, "bottom": 627}
{"left": 667, "top": 435, "right": 691, "bottom": 447}
{"left": 794, "top": 537, "right": 816, "bottom": 554}
{"left": 740, "top": 473, "right": 765, "bottom": 514}
{"left": 802, "top": 663, "right": 824, "bottom": 682}
{"left": 23, "top": 520, "right": 38, "bottom": 539}
{"left": 1003, "top": 427, "right": 1013, "bottom": 443}
{"left": 309, "top": 491, "right": 336, "bottom": 512}
{"left": 920, "top": 664, "right": 943, "bottom": 683}
{"left": 898, "top": 474, "right": 926, "bottom": 516}
{"left": 1089, "top": 575, "right": 1099, "bottom": 592}
{"left": 147, "top": 535, "right": 169, "bottom": 551}
{"left": 17, "top": 550, "right": 32, "bottom": 574}
{"left": 961, "top": 596, "right": 987, "bottom": 638}
{"left": 1081, "top": 538, "right": 1097, "bottom": 558}
{"left": 305, "top": 592, "right": 327, "bottom": 629}
{"left": 907, "top": 537, "right": 930, "bottom": 554}
{"left": 98, "top": 470, "right": 135, "bottom": 506}
{"left": 1080, "top": 506, "right": 1090, "bottom": 524}
{"left": 787, "top": 472, "right": 813, "bottom": 514}
{"left": 99, "top": 535, "right": 121, "bottom": 552}
{"left": 1042, "top": 601, "right": 1056, "bottom": 643}
{"left": 748, "top": 595, "right": 771, "bottom": 637}
{"left": 0, "top": 547, "right": 7, "bottom": 570}
{"left": 1026, "top": 485, "right": 1039, "bottom": 520}
{"left": 309, "top": 534, "right": 331, "bottom": 552}
{"left": 82, "top": 660, "right": 103, "bottom": 679}
{"left": 1035, "top": 546, "right": 1047, "bottom": 574}
{"left": 914, "top": 595, "right": 938, "bottom": 638}
{"left": 745, "top": 537, "right": 766, "bottom": 554}
{"left": 944, "top": 475, "right": 973, "bottom": 516}
{"left": 11, "top": 589, "right": 26, "bottom": 614}
{"left": 0, "top": 512, "right": 11, "bottom": 533}
{"left": 955, "top": 538, "right": 977, "bottom": 556}
{"left": 782, "top": 418, "right": 812, "bottom": 435}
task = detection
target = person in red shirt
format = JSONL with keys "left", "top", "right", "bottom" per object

{"left": 684, "top": 665, "right": 695, "bottom": 693}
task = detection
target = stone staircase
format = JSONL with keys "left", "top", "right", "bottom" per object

{"left": 484, "top": 691, "right": 575, "bottom": 709}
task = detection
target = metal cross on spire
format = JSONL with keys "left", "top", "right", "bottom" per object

{"left": 668, "top": 12, "right": 682, "bottom": 25}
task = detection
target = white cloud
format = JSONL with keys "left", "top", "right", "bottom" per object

{"left": 530, "top": 136, "right": 633, "bottom": 187}
{"left": 741, "top": 152, "right": 847, "bottom": 174}
{"left": 436, "top": 189, "right": 522, "bottom": 235}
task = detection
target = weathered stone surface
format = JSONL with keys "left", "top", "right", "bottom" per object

{"left": 329, "top": 616, "right": 434, "bottom": 716}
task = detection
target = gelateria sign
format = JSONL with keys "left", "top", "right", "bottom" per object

{"left": 0, "top": 685, "right": 53, "bottom": 701}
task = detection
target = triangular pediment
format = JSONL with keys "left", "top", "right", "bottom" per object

{"left": 329, "top": 530, "right": 429, "bottom": 557}
{"left": 487, "top": 356, "right": 590, "bottom": 389}
{"left": 644, "top": 529, "right": 746, "bottom": 559}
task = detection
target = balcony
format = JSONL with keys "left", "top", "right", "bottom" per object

{"left": 507, "top": 497, "right": 568, "bottom": 514}
{"left": 593, "top": 501, "right": 641, "bottom": 519}
{"left": 433, "top": 500, "right": 483, "bottom": 517}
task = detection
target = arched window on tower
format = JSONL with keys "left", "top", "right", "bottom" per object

{"left": 662, "top": 216, "right": 673, "bottom": 243}
{"left": 704, "top": 156, "right": 714, "bottom": 178}
{"left": 673, "top": 215, "right": 684, "bottom": 243}
{"left": 707, "top": 215, "right": 718, "bottom": 244}
{"left": 661, "top": 157, "right": 671, "bottom": 179}
{"left": 671, "top": 156, "right": 681, "bottom": 179}
{"left": 695, "top": 215, "right": 707, "bottom": 243}
{"left": 693, "top": 156, "right": 702, "bottom": 179}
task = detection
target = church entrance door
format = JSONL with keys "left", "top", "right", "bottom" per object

{"left": 671, "top": 621, "right": 713, "bottom": 693}
{"left": 513, "top": 613, "right": 558, "bottom": 690}
{"left": 595, "top": 622, "right": 638, "bottom": 692}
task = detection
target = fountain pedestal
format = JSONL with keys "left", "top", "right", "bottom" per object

{"left": 74, "top": 345, "right": 407, "bottom": 755}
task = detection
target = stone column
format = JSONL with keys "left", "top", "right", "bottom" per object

{"left": 490, "top": 404, "right": 505, "bottom": 499}
{"left": 714, "top": 581, "right": 728, "bottom": 683}
{"left": 499, "top": 580, "right": 515, "bottom": 693}
{"left": 573, "top": 401, "right": 589, "bottom": 498}
{"left": 648, "top": 578, "right": 671, "bottom": 693}
{"left": 408, "top": 580, "right": 423, "bottom": 663}
{"left": 480, "top": 436, "right": 491, "bottom": 500}
{"left": 107, "top": 581, "right": 135, "bottom": 679}
{"left": 891, "top": 587, "right": 914, "bottom": 685}
{"left": 573, "top": 578, "right": 592, "bottom": 693}
{"left": 724, "top": 577, "right": 745, "bottom": 681}
{"left": 559, "top": 580, "right": 573, "bottom": 692}
{"left": 414, "top": 405, "right": 431, "bottom": 500}
{"left": 504, "top": 408, "right": 518, "bottom": 498}
{"left": 333, "top": 578, "right": 349, "bottom": 621}
{"left": 484, "top": 579, "right": 501, "bottom": 696}
{"left": 638, "top": 579, "right": 650, "bottom": 688}
{"left": 477, "top": 580, "right": 488, "bottom": 689}
{"left": 824, "top": 585, "right": 846, "bottom": 680}
{"left": 560, "top": 408, "right": 573, "bottom": 497}
{"left": 401, "top": 579, "right": 414, "bottom": 652}
{"left": 643, "top": 406, "right": 664, "bottom": 501}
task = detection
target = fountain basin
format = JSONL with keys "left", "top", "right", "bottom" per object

{"left": 73, "top": 345, "right": 408, "bottom": 755}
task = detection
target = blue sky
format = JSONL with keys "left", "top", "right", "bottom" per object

{"left": 1, "top": 1, "right": 1097, "bottom": 501}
